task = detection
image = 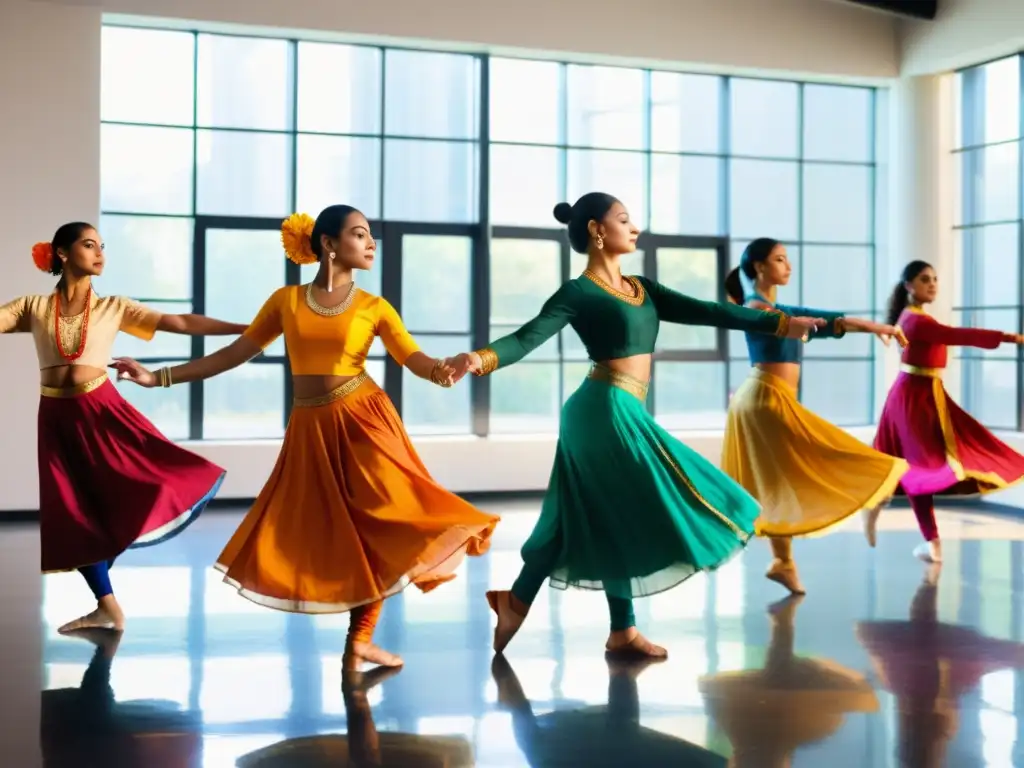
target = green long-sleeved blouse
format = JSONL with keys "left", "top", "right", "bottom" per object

{"left": 474, "top": 273, "right": 788, "bottom": 374}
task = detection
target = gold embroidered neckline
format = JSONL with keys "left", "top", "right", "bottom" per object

{"left": 305, "top": 282, "right": 357, "bottom": 318}
{"left": 581, "top": 270, "right": 645, "bottom": 306}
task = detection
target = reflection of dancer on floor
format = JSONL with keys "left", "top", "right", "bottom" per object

{"left": 492, "top": 654, "right": 726, "bottom": 767}
{"left": 0, "top": 223, "right": 238, "bottom": 633}
{"left": 40, "top": 629, "right": 201, "bottom": 766}
{"left": 448, "top": 194, "right": 825, "bottom": 659}
{"left": 857, "top": 565, "right": 1024, "bottom": 767}
{"left": 236, "top": 666, "right": 474, "bottom": 768}
{"left": 700, "top": 595, "right": 879, "bottom": 768}
{"left": 873, "top": 260, "right": 1024, "bottom": 563}
{"left": 112, "top": 205, "right": 499, "bottom": 669}
{"left": 721, "top": 239, "right": 908, "bottom": 594}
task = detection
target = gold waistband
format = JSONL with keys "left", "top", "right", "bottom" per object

{"left": 900, "top": 364, "right": 943, "bottom": 379}
{"left": 40, "top": 374, "right": 108, "bottom": 398}
{"left": 587, "top": 364, "right": 649, "bottom": 400}
{"left": 293, "top": 372, "right": 369, "bottom": 408}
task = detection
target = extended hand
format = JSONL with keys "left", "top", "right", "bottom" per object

{"left": 787, "top": 316, "right": 827, "bottom": 341}
{"left": 109, "top": 357, "right": 157, "bottom": 387}
{"left": 875, "top": 324, "right": 908, "bottom": 348}
{"left": 447, "top": 352, "right": 481, "bottom": 383}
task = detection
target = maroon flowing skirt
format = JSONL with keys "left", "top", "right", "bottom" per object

{"left": 874, "top": 370, "right": 1024, "bottom": 497}
{"left": 37, "top": 376, "right": 225, "bottom": 573}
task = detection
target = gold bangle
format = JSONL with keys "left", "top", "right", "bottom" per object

{"left": 430, "top": 359, "right": 452, "bottom": 388}
{"left": 473, "top": 348, "right": 499, "bottom": 376}
{"left": 157, "top": 367, "right": 173, "bottom": 388}
{"left": 774, "top": 314, "right": 791, "bottom": 338}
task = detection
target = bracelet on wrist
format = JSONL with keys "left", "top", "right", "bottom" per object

{"left": 473, "top": 348, "right": 499, "bottom": 376}
{"left": 429, "top": 359, "right": 452, "bottom": 388}
{"left": 157, "top": 367, "right": 173, "bottom": 388}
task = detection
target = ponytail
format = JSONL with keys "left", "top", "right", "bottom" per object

{"left": 724, "top": 267, "right": 744, "bottom": 305}
{"left": 887, "top": 259, "right": 933, "bottom": 326}
{"left": 885, "top": 281, "right": 908, "bottom": 326}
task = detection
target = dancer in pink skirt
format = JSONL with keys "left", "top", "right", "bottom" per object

{"left": 872, "top": 260, "right": 1024, "bottom": 563}
{"left": 0, "top": 222, "right": 243, "bottom": 633}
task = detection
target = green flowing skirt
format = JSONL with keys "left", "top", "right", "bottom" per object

{"left": 524, "top": 377, "right": 760, "bottom": 600}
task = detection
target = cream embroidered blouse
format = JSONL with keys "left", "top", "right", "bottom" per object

{"left": 0, "top": 294, "right": 161, "bottom": 370}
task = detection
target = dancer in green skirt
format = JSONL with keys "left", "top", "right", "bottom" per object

{"left": 448, "top": 192, "right": 827, "bottom": 659}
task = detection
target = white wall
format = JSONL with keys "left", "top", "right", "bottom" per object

{"left": 902, "top": 0, "right": 1024, "bottom": 76}
{"left": 0, "top": 2, "right": 101, "bottom": 762}
{"left": 101, "top": 0, "right": 899, "bottom": 79}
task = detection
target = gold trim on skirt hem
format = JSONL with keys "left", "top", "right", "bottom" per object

{"left": 724, "top": 368, "right": 908, "bottom": 539}
{"left": 587, "top": 364, "right": 649, "bottom": 400}
{"left": 929, "top": 375, "right": 1022, "bottom": 493}
{"left": 293, "top": 371, "right": 369, "bottom": 408}
{"left": 40, "top": 373, "right": 108, "bottom": 398}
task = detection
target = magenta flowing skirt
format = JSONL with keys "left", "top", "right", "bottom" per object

{"left": 37, "top": 375, "right": 225, "bottom": 573}
{"left": 874, "top": 370, "right": 1024, "bottom": 497}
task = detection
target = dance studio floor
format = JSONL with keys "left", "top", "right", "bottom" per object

{"left": 2, "top": 500, "right": 1024, "bottom": 766}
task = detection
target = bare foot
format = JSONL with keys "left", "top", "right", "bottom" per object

{"left": 344, "top": 641, "right": 404, "bottom": 671}
{"left": 913, "top": 540, "right": 942, "bottom": 564}
{"left": 862, "top": 503, "right": 884, "bottom": 548}
{"left": 605, "top": 628, "right": 668, "bottom": 660}
{"left": 58, "top": 606, "right": 124, "bottom": 634}
{"left": 766, "top": 560, "right": 806, "bottom": 595}
{"left": 486, "top": 590, "right": 527, "bottom": 654}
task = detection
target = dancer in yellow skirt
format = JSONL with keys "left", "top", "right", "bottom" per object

{"left": 722, "top": 238, "right": 909, "bottom": 594}
{"left": 111, "top": 205, "right": 500, "bottom": 669}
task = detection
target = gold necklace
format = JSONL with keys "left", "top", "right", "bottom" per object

{"left": 305, "top": 281, "right": 356, "bottom": 317}
{"left": 582, "top": 270, "right": 645, "bottom": 306}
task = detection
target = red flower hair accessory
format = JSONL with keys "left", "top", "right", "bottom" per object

{"left": 32, "top": 242, "right": 54, "bottom": 273}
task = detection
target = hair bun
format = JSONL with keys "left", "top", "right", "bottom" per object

{"left": 552, "top": 202, "right": 573, "bottom": 225}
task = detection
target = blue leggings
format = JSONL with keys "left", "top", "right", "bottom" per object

{"left": 511, "top": 559, "right": 636, "bottom": 632}
{"left": 78, "top": 559, "right": 115, "bottom": 600}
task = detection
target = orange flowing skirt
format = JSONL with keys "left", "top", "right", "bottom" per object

{"left": 215, "top": 373, "right": 500, "bottom": 613}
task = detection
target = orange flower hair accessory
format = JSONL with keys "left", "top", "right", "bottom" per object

{"left": 281, "top": 213, "right": 317, "bottom": 265}
{"left": 32, "top": 242, "right": 54, "bottom": 273}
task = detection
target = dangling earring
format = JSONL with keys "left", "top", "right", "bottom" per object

{"left": 595, "top": 236, "right": 604, "bottom": 250}
{"left": 327, "top": 252, "right": 336, "bottom": 293}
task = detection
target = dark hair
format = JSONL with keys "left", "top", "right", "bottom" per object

{"left": 310, "top": 205, "right": 360, "bottom": 260}
{"left": 553, "top": 192, "right": 620, "bottom": 254}
{"left": 50, "top": 222, "right": 95, "bottom": 277}
{"left": 724, "top": 237, "right": 781, "bottom": 305}
{"left": 886, "top": 260, "right": 932, "bottom": 326}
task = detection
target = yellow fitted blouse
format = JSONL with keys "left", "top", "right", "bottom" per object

{"left": 244, "top": 285, "right": 420, "bottom": 375}
{"left": 0, "top": 293, "right": 161, "bottom": 370}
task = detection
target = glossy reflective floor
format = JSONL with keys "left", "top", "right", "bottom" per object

{"left": 3, "top": 501, "right": 1024, "bottom": 766}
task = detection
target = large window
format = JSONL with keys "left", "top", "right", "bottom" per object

{"left": 100, "top": 25, "right": 881, "bottom": 438}
{"left": 954, "top": 56, "right": 1023, "bottom": 430}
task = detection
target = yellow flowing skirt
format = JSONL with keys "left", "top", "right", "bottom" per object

{"left": 722, "top": 369, "right": 907, "bottom": 538}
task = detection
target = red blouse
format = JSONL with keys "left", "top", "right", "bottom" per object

{"left": 897, "top": 306, "right": 1005, "bottom": 370}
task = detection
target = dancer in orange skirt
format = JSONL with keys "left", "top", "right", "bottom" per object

{"left": 112, "top": 205, "right": 499, "bottom": 668}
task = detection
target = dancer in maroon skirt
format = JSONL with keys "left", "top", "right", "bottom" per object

{"left": 0, "top": 222, "right": 243, "bottom": 633}
{"left": 871, "top": 260, "right": 1024, "bottom": 563}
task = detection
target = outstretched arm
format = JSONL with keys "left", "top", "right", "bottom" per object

{"left": 157, "top": 314, "right": 248, "bottom": 336}
{"left": 900, "top": 311, "right": 1017, "bottom": 349}
{"left": 112, "top": 290, "right": 283, "bottom": 387}
{"left": 642, "top": 279, "right": 824, "bottom": 338}
{"left": 112, "top": 336, "right": 263, "bottom": 387}
{"left": 376, "top": 300, "right": 456, "bottom": 386}
{"left": 0, "top": 297, "right": 28, "bottom": 334}
{"left": 453, "top": 283, "right": 578, "bottom": 377}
